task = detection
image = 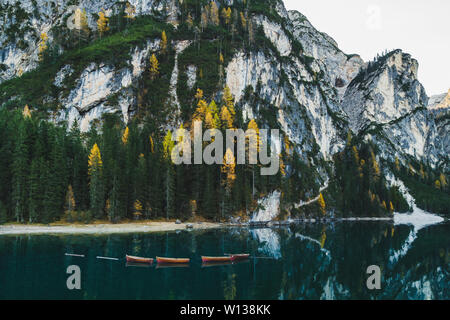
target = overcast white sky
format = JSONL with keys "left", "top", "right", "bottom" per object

{"left": 283, "top": 0, "right": 449, "bottom": 96}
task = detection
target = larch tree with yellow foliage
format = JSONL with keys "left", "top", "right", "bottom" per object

{"left": 195, "top": 88, "right": 204, "bottom": 100}
{"left": 439, "top": 173, "right": 447, "bottom": 190}
{"left": 149, "top": 54, "right": 159, "bottom": 80}
{"left": 122, "top": 127, "right": 129, "bottom": 145}
{"left": 318, "top": 193, "right": 326, "bottom": 216}
{"left": 161, "top": 30, "right": 168, "bottom": 54}
{"left": 194, "top": 99, "right": 208, "bottom": 121}
{"left": 163, "top": 131, "right": 176, "bottom": 220}
{"left": 23, "top": 105, "right": 31, "bottom": 118}
{"left": 221, "top": 7, "right": 232, "bottom": 26}
{"left": 88, "top": 143, "right": 104, "bottom": 219}
{"left": 221, "top": 148, "right": 236, "bottom": 218}
{"left": 435, "top": 180, "right": 441, "bottom": 190}
{"left": 240, "top": 12, "right": 247, "bottom": 28}
{"left": 220, "top": 106, "right": 233, "bottom": 129}
{"left": 209, "top": 1, "right": 220, "bottom": 26}
{"left": 38, "top": 32, "right": 48, "bottom": 61}
{"left": 97, "top": 9, "right": 109, "bottom": 37}
{"left": 133, "top": 200, "right": 143, "bottom": 220}
{"left": 222, "top": 86, "right": 235, "bottom": 117}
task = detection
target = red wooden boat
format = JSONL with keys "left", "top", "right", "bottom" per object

{"left": 156, "top": 256, "right": 190, "bottom": 264}
{"left": 126, "top": 254, "right": 153, "bottom": 264}
{"left": 201, "top": 256, "right": 233, "bottom": 263}
{"left": 228, "top": 253, "right": 250, "bottom": 261}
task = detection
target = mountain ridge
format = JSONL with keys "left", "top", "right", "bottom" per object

{"left": 0, "top": 0, "right": 448, "bottom": 222}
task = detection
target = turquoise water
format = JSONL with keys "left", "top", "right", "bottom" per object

{"left": 0, "top": 221, "right": 448, "bottom": 300}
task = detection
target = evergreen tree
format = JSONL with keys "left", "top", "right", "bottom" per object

{"left": 11, "top": 123, "right": 28, "bottom": 223}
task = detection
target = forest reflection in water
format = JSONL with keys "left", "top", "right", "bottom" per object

{"left": 0, "top": 221, "right": 448, "bottom": 300}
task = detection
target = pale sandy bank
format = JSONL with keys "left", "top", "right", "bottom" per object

{"left": 0, "top": 221, "right": 222, "bottom": 235}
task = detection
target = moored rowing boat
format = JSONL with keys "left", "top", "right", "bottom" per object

{"left": 126, "top": 254, "right": 153, "bottom": 264}
{"left": 201, "top": 256, "right": 233, "bottom": 263}
{"left": 156, "top": 256, "right": 190, "bottom": 264}
{"left": 228, "top": 253, "right": 250, "bottom": 261}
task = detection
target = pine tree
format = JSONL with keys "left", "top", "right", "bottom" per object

{"left": 0, "top": 200, "right": 6, "bottom": 224}
{"left": 66, "top": 185, "right": 76, "bottom": 214}
{"left": 12, "top": 124, "right": 28, "bottom": 223}
{"left": 247, "top": 120, "right": 260, "bottom": 197}
{"left": 395, "top": 156, "right": 400, "bottom": 171}
{"left": 28, "top": 158, "right": 42, "bottom": 223}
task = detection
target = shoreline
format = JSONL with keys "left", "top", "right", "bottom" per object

{"left": 1, "top": 214, "right": 446, "bottom": 235}
{"left": 0, "top": 221, "right": 222, "bottom": 235}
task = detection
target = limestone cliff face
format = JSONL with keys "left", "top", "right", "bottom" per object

{"left": 0, "top": 0, "right": 447, "bottom": 171}
{"left": 0, "top": 0, "right": 177, "bottom": 82}
{"left": 341, "top": 50, "right": 447, "bottom": 168}
{"left": 428, "top": 90, "right": 450, "bottom": 165}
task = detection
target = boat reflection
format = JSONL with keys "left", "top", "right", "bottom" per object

{"left": 155, "top": 263, "right": 190, "bottom": 269}
{"left": 125, "top": 262, "right": 152, "bottom": 268}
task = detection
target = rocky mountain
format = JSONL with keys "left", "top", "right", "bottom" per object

{"left": 0, "top": 0, "right": 448, "bottom": 217}
{"left": 429, "top": 90, "right": 450, "bottom": 112}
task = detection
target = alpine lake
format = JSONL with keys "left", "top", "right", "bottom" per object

{"left": 0, "top": 220, "right": 448, "bottom": 300}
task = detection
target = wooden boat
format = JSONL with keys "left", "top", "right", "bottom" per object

{"left": 228, "top": 253, "right": 250, "bottom": 261}
{"left": 201, "top": 256, "right": 233, "bottom": 263}
{"left": 126, "top": 254, "right": 153, "bottom": 264}
{"left": 156, "top": 256, "right": 190, "bottom": 264}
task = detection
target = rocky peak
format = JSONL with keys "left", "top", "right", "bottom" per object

{"left": 342, "top": 49, "right": 427, "bottom": 134}
{"left": 287, "top": 10, "right": 364, "bottom": 101}
{"left": 428, "top": 89, "right": 450, "bottom": 112}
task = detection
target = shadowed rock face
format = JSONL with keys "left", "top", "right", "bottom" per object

{"left": 0, "top": 0, "right": 447, "bottom": 168}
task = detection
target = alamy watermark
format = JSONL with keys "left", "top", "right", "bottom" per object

{"left": 168, "top": 121, "right": 280, "bottom": 176}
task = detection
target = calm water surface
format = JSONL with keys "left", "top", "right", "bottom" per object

{"left": 0, "top": 221, "right": 448, "bottom": 300}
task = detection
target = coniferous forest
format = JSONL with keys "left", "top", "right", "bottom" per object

{"left": 0, "top": 0, "right": 448, "bottom": 225}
